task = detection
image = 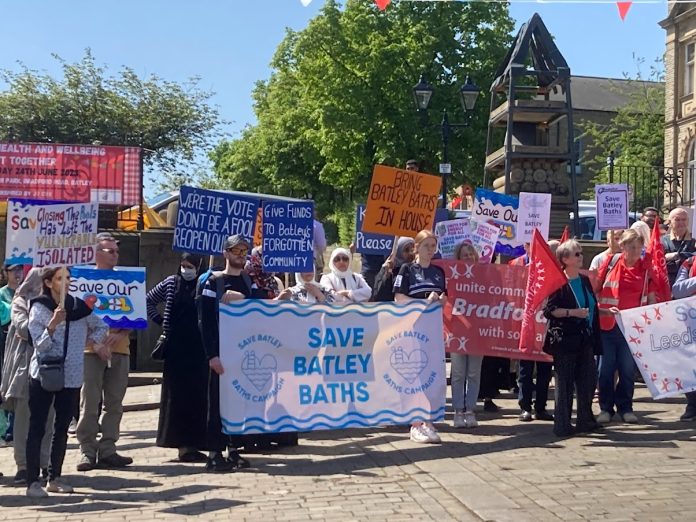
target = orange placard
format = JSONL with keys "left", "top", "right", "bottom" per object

{"left": 253, "top": 206, "right": 263, "bottom": 247}
{"left": 362, "top": 165, "right": 442, "bottom": 237}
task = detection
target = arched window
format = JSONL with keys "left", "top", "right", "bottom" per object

{"left": 687, "top": 139, "right": 696, "bottom": 206}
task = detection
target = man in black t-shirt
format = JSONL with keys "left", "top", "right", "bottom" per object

{"left": 200, "top": 234, "right": 256, "bottom": 472}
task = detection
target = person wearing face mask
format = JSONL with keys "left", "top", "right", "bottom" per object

{"left": 319, "top": 248, "right": 372, "bottom": 305}
{"left": 146, "top": 253, "right": 209, "bottom": 463}
{"left": 370, "top": 237, "right": 415, "bottom": 302}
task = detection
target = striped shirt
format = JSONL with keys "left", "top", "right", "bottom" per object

{"left": 146, "top": 275, "right": 182, "bottom": 335}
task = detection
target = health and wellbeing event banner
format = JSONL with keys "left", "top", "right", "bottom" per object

{"left": 219, "top": 300, "right": 446, "bottom": 434}
{"left": 617, "top": 297, "right": 696, "bottom": 399}
{"left": 435, "top": 260, "right": 551, "bottom": 362}
{"left": 69, "top": 266, "right": 148, "bottom": 329}
{"left": 0, "top": 142, "right": 141, "bottom": 205}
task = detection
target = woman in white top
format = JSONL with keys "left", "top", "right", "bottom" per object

{"left": 319, "top": 248, "right": 371, "bottom": 304}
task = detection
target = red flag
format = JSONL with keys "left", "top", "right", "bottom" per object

{"left": 646, "top": 221, "right": 671, "bottom": 302}
{"left": 519, "top": 229, "right": 568, "bottom": 352}
{"left": 559, "top": 225, "right": 570, "bottom": 243}
{"left": 375, "top": 0, "right": 390, "bottom": 10}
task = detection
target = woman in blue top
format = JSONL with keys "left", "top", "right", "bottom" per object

{"left": 543, "top": 240, "right": 602, "bottom": 437}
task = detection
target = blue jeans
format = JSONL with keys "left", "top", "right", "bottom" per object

{"left": 599, "top": 325, "right": 636, "bottom": 415}
{"left": 517, "top": 360, "right": 553, "bottom": 413}
{"left": 450, "top": 354, "right": 483, "bottom": 412}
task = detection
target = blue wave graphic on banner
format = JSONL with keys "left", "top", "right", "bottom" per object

{"left": 222, "top": 407, "right": 445, "bottom": 435}
{"left": 220, "top": 301, "right": 439, "bottom": 319}
{"left": 103, "top": 317, "right": 148, "bottom": 330}
{"left": 71, "top": 266, "right": 146, "bottom": 284}
{"left": 221, "top": 406, "right": 445, "bottom": 429}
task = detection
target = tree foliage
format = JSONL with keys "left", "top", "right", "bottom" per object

{"left": 0, "top": 49, "right": 222, "bottom": 189}
{"left": 579, "top": 57, "right": 664, "bottom": 205}
{"left": 210, "top": 0, "right": 514, "bottom": 241}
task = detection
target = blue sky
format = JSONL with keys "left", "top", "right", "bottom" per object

{"left": 1, "top": 0, "right": 667, "bottom": 189}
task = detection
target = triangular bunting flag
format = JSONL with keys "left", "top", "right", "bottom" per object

{"left": 300, "top": 0, "right": 312, "bottom": 6}
{"left": 375, "top": 0, "right": 391, "bottom": 11}
{"left": 559, "top": 225, "right": 570, "bottom": 243}
{"left": 617, "top": 1, "right": 632, "bottom": 21}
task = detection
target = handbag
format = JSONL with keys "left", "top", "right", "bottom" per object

{"left": 38, "top": 317, "right": 70, "bottom": 393}
{"left": 151, "top": 334, "right": 168, "bottom": 361}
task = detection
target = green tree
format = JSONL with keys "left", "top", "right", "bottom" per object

{"left": 0, "top": 49, "right": 222, "bottom": 189}
{"left": 210, "top": 0, "right": 514, "bottom": 242}
{"left": 579, "top": 57, "right": 664, "bottom": 209}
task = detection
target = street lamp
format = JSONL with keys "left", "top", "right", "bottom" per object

{"left": 412, "top": 73, "right": 480, "bottom": 208}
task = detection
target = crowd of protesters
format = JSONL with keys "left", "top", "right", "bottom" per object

{"left": 1, "top": 201, "right": 696, "bottom": 498}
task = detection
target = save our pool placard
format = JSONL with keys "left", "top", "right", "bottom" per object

{"left": 69, "top": 266, "right": 148, "bottom": 329}
{"left": 262, "top": 201, "right": 314, "bottom": 272}
{"left": 173, "top": 185, "right": 260, "bottom": 256}
{"left": 219, "top": 300, "right": 446, "bottom": 434}
{"left": 471, "top": 188, "right": 523, "bottom": 257}
{"left": 362, "top": 165, "right": 441, "bottom": 237}
{"left": 32, "top": 202, "right": 99, "bottom": 268}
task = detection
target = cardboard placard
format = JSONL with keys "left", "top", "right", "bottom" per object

{"left": 33, "top": 202, "right": 99, "bottom": 268}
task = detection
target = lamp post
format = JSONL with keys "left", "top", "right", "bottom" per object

{"left": 413, "top": 74, "right": 480, "bottom": 208}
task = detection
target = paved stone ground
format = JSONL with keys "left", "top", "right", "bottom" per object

{"left": 1, "top": 382, "right": 695, "bottom": 521}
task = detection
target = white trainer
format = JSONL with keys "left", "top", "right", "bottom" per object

{"left": 26, "top": 481, "right": 48, "bottom": 498}
{"left": 422, "top": 423, "right": 441, "bottom": 443}
{"left": 453, "top": 411, "right": 467, "bottom": 428}
{"left": 410, "top": 424, "right": 431, "bottom": 443}
{"left": 46, "top": 478, "right": 74, "bottom": 494}
{"left": 464, "top": 412, "right": 479, "bottom": 428}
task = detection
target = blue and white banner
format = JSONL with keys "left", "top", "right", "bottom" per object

{"left": 69, "top": 266, "right": 148, "bottom": 329}
{"left": 471, "top": 188, "right": 523, "bottom": 257}
{"left": 617, "top": 297, "right": 696, "bottom": 399}
{"left": 173, "top": 185, "right": 260, "bottom": 256}
{"left": 219, "top": 300, "right": 446, "bottom": 434}
{"left": 262, "top": 201, "right": 313, "bottom": 272}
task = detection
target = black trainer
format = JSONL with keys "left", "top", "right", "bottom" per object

{"left": 205, "top": 454, "right": 235, "bottom": 473}
{"left": 14, "top": 469, "right": 27, "bottom": 485}
{"left": 680, "top": 409, "right": 696, "bottom": 422}
{"left": 98, "top": 452, "right": 133, "bottom": 468}
{"left": 77, "top": 454, "right": 96, "bottom": 472}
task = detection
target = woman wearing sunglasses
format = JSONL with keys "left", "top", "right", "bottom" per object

{"left": 393, "top": 230, "right": 448, "bottom": 444}
{"left": 319, "top": 248, "right": 371, "bottom": 305}
{"left": 543, "top": 240, "right": 601, "bottom": 437}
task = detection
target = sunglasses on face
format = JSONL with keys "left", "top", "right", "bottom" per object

{"left": 334, "top": 256, "right": 350, "bottom": 262}
{"left": 99, "top": 248, "right": 119, "bottom": 255}
{"left": 226, "top": 247, "right": 248, "bottom": 256}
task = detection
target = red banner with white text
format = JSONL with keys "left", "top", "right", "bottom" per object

{"left": 0, "top": 143, "right": 141, "bottom": 205}
{"left": 434, "top": 260, "right": 552, "bottom": 362}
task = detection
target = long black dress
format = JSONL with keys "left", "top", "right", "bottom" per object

{"left": 147, "top": 275, "right": 208, "bottom": 449}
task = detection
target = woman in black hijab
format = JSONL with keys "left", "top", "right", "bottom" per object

{"left": 146, "top": 253, "right": 208, "bottom": 462}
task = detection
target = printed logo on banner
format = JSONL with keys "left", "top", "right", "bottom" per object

{"left": 262, "top": 201, "right": 314, "bottom": 272}
{"left": 173, "top": 186, "right": 259, "bottom": 256}
{"left": 233, "top": 334, "right": 285, "bottom": 402}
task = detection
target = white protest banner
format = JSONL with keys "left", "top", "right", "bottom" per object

{"left": 69, "top": 266, "right": 148, "bottom": 329}
{"left": 470, "top": 220, "right": 501, "bottom": 264}
{"left": 33, "top": 202, "right": 99, "bottom": 268}
{"left": 617, "top": 297, "right": 696, "bottom": 399}
{"left": 595, "top": 184, "right": 629, "bottom": 231}
{"left": 517, "top": 192, "right": 552, "bottom": 242}
{"left": 434, "top": 218, "right": 471, "bottom": 259}
{"left": 5, "top": 199, "right": 63, "bottom": 265}
{"left": 219, "top": 300, "right": 446, "bottom": 434}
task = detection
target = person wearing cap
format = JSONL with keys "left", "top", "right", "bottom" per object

{"left": 76, "top": 233, "right": 133, "bottom": 471}
{"left": 199, "top": 234, "right": 257, "bottom": 472}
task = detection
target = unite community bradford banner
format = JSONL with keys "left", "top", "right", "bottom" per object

{"left": 219, "top": 300, "right": 446, "bottom": 434}
{"left": 0, "top": 142, "right": 141, "bottom": 205}
{"left": 617, "top": 297, "right": 696, "bottom": 399}
{"left": 435, "top": 260, "right": 552, "bottom": 362}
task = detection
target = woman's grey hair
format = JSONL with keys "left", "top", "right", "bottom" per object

{"left": 14, "top": 267, "right": 44, "bottom": 300}
{"left": 556, "top": 239, "right": 581, "bottom": 267}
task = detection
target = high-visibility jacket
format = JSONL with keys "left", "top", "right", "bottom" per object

{"left": 597, "top": 253, "right": 649, "bottom": 331}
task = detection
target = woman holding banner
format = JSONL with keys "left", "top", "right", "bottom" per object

{"left": 1, "top": 268, "right": 54, "bottom": 485}
{"left": 451, "top": 243, "right": 484, "bottom": 429}
{"left": 146, "top": 253, "right": 210, "bottom": 462}
{"left": 544, "top": 240, "right": 602, "bottom": 437}
{"left": 394, "top": 230, "right": 448, "bottom": 444}
{"left": 277, "top": 269, "right": 335, "bottom": 304}
{"left": 25, "top": 267, "right": 108, "bottom": 498}
{"left": 596, "top": 229, "right": 656, "bottom": 425}
{"left": 319, "top": 248, "right": 372, "bottom": 304}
